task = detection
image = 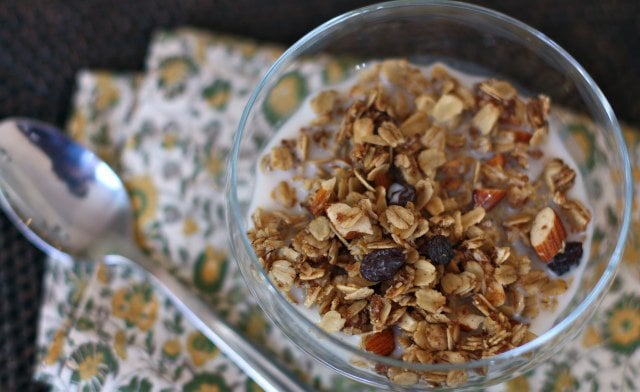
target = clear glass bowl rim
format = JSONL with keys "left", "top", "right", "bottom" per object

{"left": 228, "top": 0, "right": 633, "bottom": 372}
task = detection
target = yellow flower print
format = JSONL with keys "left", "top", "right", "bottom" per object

{"left": 114, "top": 330, "right": 127, "bottom": 359}
{"left": 70, "top": 343, "right": 117, "bottom": 387}
{"left": 323, "top": 61, "right": 346, "bottom": 85}
{"left": 265, "top": 47, "right": 284, "bottom": 62}
{"left": 194, "top": 36, "right": 209, "bottom": 64}
{"left": 110, "top": 284, "right": 159, "bottom": 331}
{"left": 96, "top": 263, "right": 111, "bottom": 284}
{"left": 125, "top": 175, "right": 158, "bottom": 228}
{"left": 162, "top": 133, "right": 178, "bottom": 150}
{"left": 68, "top": 110, "right": 87, "bottom": 142}
{"left": 44, "top": 329, "right": 66, "bottom": 365}
{"left": 202, "top": 79, "right": 232, "bottom": 111}
{"left": 157, "top": 57, "right": 197, "bottom": 97}
{"left": 160, "top": 60, "right": 190, "bottom": 86}
{"left": 182, "top": 217, "right": 199, "bottom": 236}
{"left": 505, "top": 375, "right": 529, "bottom": 392}
{"left": 609, "top": 309, "right": 640, "bottom": 346}
{"left": 193, "top": 246, "right": 228, "bottom": 293}
{"left": 187, "top": 331, "right": 219, "bottom": 367}
{"left": 322, "top": 59, "right": 357, "bottom": 85}
{"left": 78, "top": 352, "right": 104, "bottom": 381}
{"left": 244, "top": 311, "right": 268, "bottom": 341}
{"left": 622, "top": 125, "right": 638, "bottom": 147}
{"left": 623, "top": 230, "right": 640, "bottom": 274}
{"left": 604, "top": 294, "right": 640, "bottom": 354}
{"left": 111, "top": 288, "right": 129, "bottom": 319}
{"left": 204, "top": 156, "right": 224, "bottom": 177}
{"left": 543, "top": 363, "right": 579, "bottom": 392}
{"left": 162, "top": 338, "right": 181, "bottom": 361}
{"left": 94, "top": 74, "right": 120, "bottom": 112}
{"left": 263, "top": 71, "right": 307, "bottom": 126}
{"left": 129, "top": 289, "right": 158, "bottom": 331}
{"left": 581, "top": 325, "right": 602, "bottom": 348}
{"left": 238, "top": 41, "right": 258, "bottom": 58}
{"left": 553, "top": 371, "right": 577, "bottom": 392}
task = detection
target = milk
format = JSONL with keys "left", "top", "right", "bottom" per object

{"left": 248, "top": 62, "right": 593, "bottom": 340}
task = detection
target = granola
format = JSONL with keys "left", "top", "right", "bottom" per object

{"left": 248, "top": 60, "right": 592, "bottom": 387}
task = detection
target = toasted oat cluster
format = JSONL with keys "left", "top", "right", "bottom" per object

{"left": 248, "top": 60, "right": 591, "bottom": 387}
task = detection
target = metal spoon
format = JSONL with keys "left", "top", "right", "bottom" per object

{"left": 0, "top": 118, "right": 305, "bottom": 392}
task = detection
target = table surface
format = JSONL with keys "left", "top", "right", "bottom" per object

{"left": 0, "top": 1, "right": 638, "bottom": 390}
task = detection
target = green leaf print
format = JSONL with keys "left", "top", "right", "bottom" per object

{"left": 203, "top": 79, "right": 232, "bottom": 110}
{"left": 118, "top": 376, "right": 153, "bottom": 392}
{"left": 193, "top": 247, "right": 227, "bottom": 294}
{"left": 145, "top": 331, "right": 155, "bottom": 355}
{"left": 157, "top": 56, "right": 198, "bottom": 98}
{"left": 75, "top": 317, "right": 95, "bottom": 331}
{"left": 262, "top": 71, "right": 308, "bottom": 126}
{"left": 163, "top": 312, "right": 185, "bottom": 334}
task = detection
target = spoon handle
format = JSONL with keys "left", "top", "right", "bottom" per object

{"left": 111, "top": 251, "right": 308, "bottom": 392}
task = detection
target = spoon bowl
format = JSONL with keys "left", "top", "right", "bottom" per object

{"left": 0, "top": 118, "right": 305, "bottom": 392}
{"left": 0, "top": 118, "right": 133, "bottom": 263}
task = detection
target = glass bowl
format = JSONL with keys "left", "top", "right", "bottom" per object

{"left": 226, "top": 0, "right": 632, "bottom": 389}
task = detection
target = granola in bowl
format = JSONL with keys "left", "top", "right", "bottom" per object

{"left": 247, "top": 59, "right": 592, "bottom": 386}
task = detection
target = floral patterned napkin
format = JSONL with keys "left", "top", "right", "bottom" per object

{"left": 34, "top": 28, "right": 640, "bottom": 391}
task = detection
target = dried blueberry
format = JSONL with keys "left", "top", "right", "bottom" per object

{"left": 547, "top": 242, "right": 583, "bottom": 276}
{"left": 420, "top": 235, "right": 454, "bottom": 265}
{"left": 387, "top": 182, "right": 416, "bottom": 206}
{"left": 360, "top": 248, "right": 406, "bottom": 282}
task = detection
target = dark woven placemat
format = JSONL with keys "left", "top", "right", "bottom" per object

{"left": 0, "top": 1, "right": 638, "bottom": 390}
{"left": 0, "top": 213, "right": 46, "bottom": 392}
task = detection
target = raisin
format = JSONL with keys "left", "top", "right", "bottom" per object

{"left": 387, "top": 182, "right": 416, "bottom": 206}
{"left": 547, "top": 242, "right": 583, "bottom": 276}
{"left": 360, "top": 248, "right": 405, "bottom": 282}
{"left": 419, "top": 235, "right": 454, "bottom": 265}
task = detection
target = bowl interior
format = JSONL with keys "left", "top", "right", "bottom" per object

{"left": 227, "top": 1, "right": 631, "bottom": 389}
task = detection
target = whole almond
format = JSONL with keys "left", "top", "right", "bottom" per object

{"left": 473, "top": 188, "right": 507, "bottom": 211}
{"left": 364, "top": 328, "right": 395, "bottom": 356}
{"left": 513, "top": 130, "right": 533, "bottom": 143}
{"left": 530, "top": 207, "right": 566, "bottom": 262}
{"left": 486, "top": 153, "right": 505, "bottom": 168}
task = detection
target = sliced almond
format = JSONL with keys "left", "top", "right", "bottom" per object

{"left": 530, "top": 207, "right": 566, "bottom": 262}
{"left": 431, "top": 94, "right": 464, "bottom": 123}
{"left": 472, "top": 103, "right": 500, "bottom": 135}
{"left": 309, "top": 178, "right": 335, "bottom": 216}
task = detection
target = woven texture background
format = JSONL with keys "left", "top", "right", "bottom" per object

{"left": 0, "top": 1, "right": 638, "bottom": 390}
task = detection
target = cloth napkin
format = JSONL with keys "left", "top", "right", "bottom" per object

{"left": 33, "top": 28, "right": 640, "bottom": 391}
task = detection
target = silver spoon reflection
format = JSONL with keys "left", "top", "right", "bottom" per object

{"left": 0, "top": 118, "right": 305, "bottom": 392}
